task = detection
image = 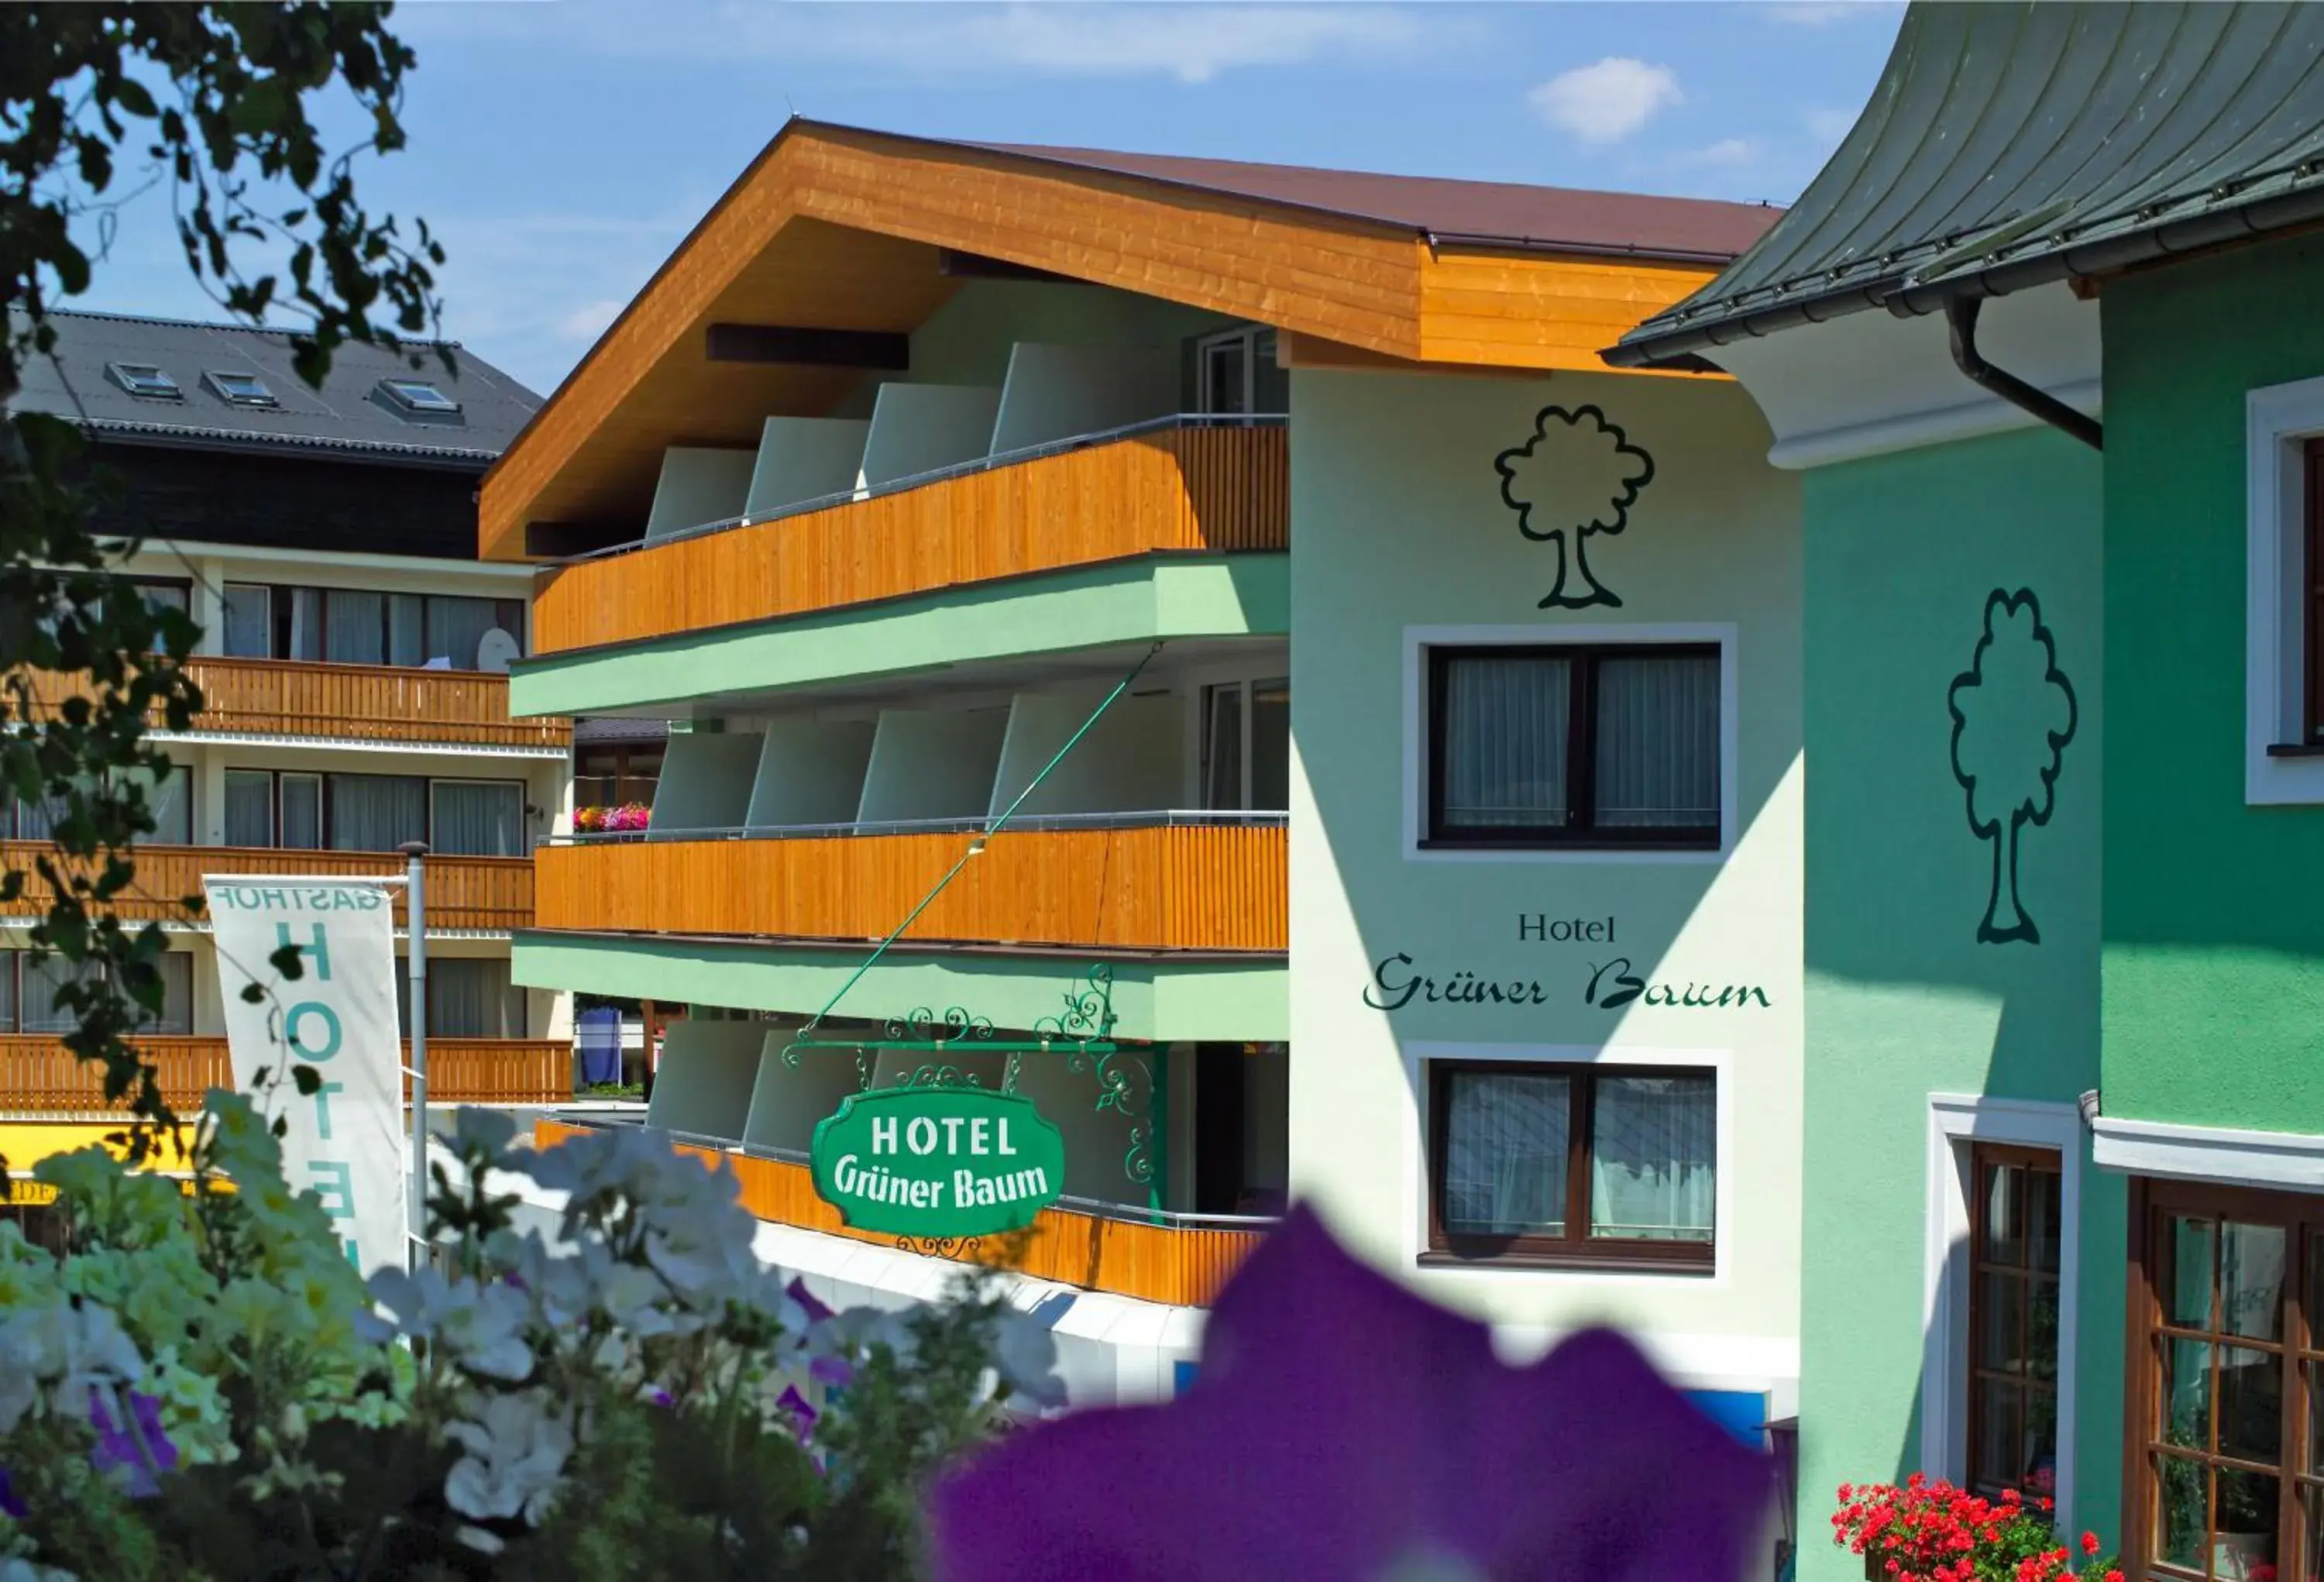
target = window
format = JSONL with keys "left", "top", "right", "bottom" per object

{"left": 376, "top": 377, "right": 461, "bottom": 416}
{"left": 399, "top": 957, "right": 524, "bottom": 1038}
{"left": 431, "top": 781, "right": 524, "bottom": 857}
{"left": 2243, "top": 376, "right": 2324, "bottom": 802}
{"left": 7, "top": 767, "right": 185, "bottom": 844}
{"left": 221, "top": 583, "right": 273, "bottom": 659}
{"left": 243, "top": 583, "right": 524, "bottom": 669}
{"left": 221, "top": 770, "right": 514, "bottom": 852}
{"left": 1426, "top": 1061, "right": 1714, "bottom": 1270}
{"left": 201, "top": 369, "right": 277, "bottom": 408}
{"left": 103, "top": 362, "right": 181, "bottom": 401}
{"left": 1194, "top": 326, "right": 1287, "bottom": 417}
{"left": 1199, "top": 677, "right": 1290, "bottom": 810}
{"left": 1, "top": 948, "right": 191, "bottom": 1034}
{"left": 1426, "top": 644, "right": 1720, "bottom": 848}
{"left": 2127, "top": 1180, "right": 2324, "bottom": 1580}
{"left": 224, "top": 770, "right": 276, "bottom": 848}
{"left": 326, "top": 774, "right": 427, "bottom": 852}
{"left": 1967, "top": 1145, "right": 2063, "bottom": 1500}
{"left": 575, "top": 745, "right": 662, "bottom": 808}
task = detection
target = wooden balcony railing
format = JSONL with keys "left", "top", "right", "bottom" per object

{"left": 534, "top": 822, "right": 1287, "bottom": 952}
{"left": 0, "top": 1036, "right": 574, "bottom": 1113}
{"left": 12, "top": 656, "right": 570, "bottom": 749}
{"left": 3, "top": 843, "right": 535, "bottom": 933}
{"left": 537, "top": 1120, "right": 1266, "bottom": 1309}
{"left": 533, "top": 421, "right": 1289, "bottom": 655}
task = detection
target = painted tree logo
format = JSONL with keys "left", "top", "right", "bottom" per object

{"left": 1947, "top": 589, "right": 2078, "bottom": 944}
{"left": 1494, "top": 404, "right": 1655, "bottom": 610}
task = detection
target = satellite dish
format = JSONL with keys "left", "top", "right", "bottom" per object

{"left": 476, "top": 628, "right": 521, "bottom": 673}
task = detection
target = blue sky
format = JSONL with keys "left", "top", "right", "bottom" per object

{"left": 72, "top": 1, "right": 1905, "bottom": 397}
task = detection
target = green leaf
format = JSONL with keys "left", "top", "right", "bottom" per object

{"left": 112, "top": 77, "right": 157, "bottom": 117}
{"left": 268, "top": 941, "right": 306, "bottom": 980}
{"left": 292, "top": 1065, "right": 321, "bottom": 1096}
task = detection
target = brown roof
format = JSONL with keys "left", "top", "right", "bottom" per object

{"left": 954, "top": 137, "right": 1783, "bottom": 264}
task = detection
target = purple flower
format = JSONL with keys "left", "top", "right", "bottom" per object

{"left": 88, "top": 1389, "right": 177, "bottom": 1498}
{"left": 929, "top": 1205, "right": 1771, "bottom": 1582}
{"left": 0, "top": 1466, "right": 23, "bottom": 1520}
{"left": 775, "top": 1384, "right": 818, "bottom": 1439}
{"left": 648, "top": 1388, "right": 675, "bottom": 1410}
{"left": 786, "top": 1276, "right": 834, "bottom": 1325}
{"left": 808, "top": 1353, "right": 852, "bottom": 1388}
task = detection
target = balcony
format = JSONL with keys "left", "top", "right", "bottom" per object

{"left": 16, "top": 656, "right": 570, "bottom": 752}
{"left": 538, "top": 1119, "right": 1269, "bottom": 1308}
{"left": 531, "top": 418, "right": 1288, "bottom": 657}
{"left": 532, "top": 815, "right": 1287, "bottom": 954}
{"left": 5, "top": 843, "right": 535, "bottom": 934}
{"left": 0, "top": 1035, "right": 575, "bottom": 1113}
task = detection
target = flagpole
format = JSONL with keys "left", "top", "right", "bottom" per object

{"left": 400, "top": 840, "right": 429, "bottom": 1267}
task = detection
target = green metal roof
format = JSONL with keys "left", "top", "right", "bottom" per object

{"left": 1612, "top": 2, "right": 2324, "bottom": 369}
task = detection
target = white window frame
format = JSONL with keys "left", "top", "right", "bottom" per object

{"left": 1407, "top": 1040, "right": 1734, "bottom": 1288}
{"left": 1196, "top": 325, "right": 1282, "bottom": 416}
{"left": 1402, "top": 622, "right": 1739, "bottom": 864}
{"left": 2244, "top": 375, "right": 2324, "bottom": 803}
{"left": 1922, "top": 1094, "right": 2082, "bottom": 1530}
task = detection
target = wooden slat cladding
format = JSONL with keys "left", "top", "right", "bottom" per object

{"left": 535, "top": 1120, "right": 1265, "bottom": 1309}
{"left": 3, "top": 844, "right": 535, "bottom": 934}
{"left": 0, "top": 1037, "right": 573, "bottom": 1113}
{"left": 13, "top": 657, "right": 570, "bottom": 749}
{"left": 534, "top": 824, "right": 1287, "bottom": 953}
{"left": 531, "top": 424, "right": 1288, "bottom": 655}
{"left": 1415, "top": 247, "right": 1727, "bottom": 374}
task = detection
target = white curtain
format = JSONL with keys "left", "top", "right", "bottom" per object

{"left": 278, "top": 774, "right": 322, "bottom": 849}
{"left": 427, "top": 596, "right": 498, "bottom": 670}
{"left": 221, "top": 584, "right": 273, "bottom": 659}
{"left": 431, "top": 781, "right": 524, "bottom": 857}
{"left": 1441, "top": 655, "right": 1569, "bottom": 828}
{"left": 1590, "top": 1075, "right": 1716, "bottom": 1242}
{"left": 389, "top": 594, "right": 427, "bottom": 667}
{"left": 19, "top": 954, "right": 81, "bottom": 1033}
{"left": 1442, "top": 1071, "right": 1569, "bottom": 1236}
{"left": 1202, "top": 683, "right": 1243, "bottom": 809}
{"left": 325, "top": 590, "right": 386, "bottom": 665}
{"left": 430, "top": 958, "right": 521, "bottom": 1037}
{"left": 152, "top": 952, "right": 192, "bottom": 1034}
{"left": 287, "top": 587, "right": 324, "bottom": 662}
{"left": 327, "top": 774, "right": 426, "bottom": 852}
{"left": 1594, "top": 654, "right": 1719, "bottom": 829}
{"left": 223, "top": 772, "right": 273, "bottom": 848}
{"left": 127, "top": 763, "right": 190, "bottom": 844}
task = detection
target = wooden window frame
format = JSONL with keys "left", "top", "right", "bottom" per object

{"left": 1423, "top": 1059, "right": 1715, "bottom": 1274}
{"left": 1424, "top": 642, "right": 1723, "bottom": 851}
{"left": 1965, "top": 1143, "right": 2064, "bottom": 1501}
{"left": 2122, "top": 1175, "right": 2324, "bottom": 1579}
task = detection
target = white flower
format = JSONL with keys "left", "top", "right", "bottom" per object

{"left": 0, "top": 1302, "right": 146, "bottom": 1431}
{"left": 366, "top": 1267, "right": 534, "bottom": 1383}
{"left": 991, "top": 1311, "right": 1067, "bottom": 1408}
{"left": 444, "top": 1389, "right": 574, "bottom": 1525}
{"left": 447, "top": 1106, "right": 520, "bottom": 1171}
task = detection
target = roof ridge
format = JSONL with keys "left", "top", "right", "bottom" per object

{"left": 27, "top": 304, "right": 464, "bottom": 351}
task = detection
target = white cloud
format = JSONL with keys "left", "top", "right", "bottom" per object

{"left": 1763, "top": 2, "right": 1886, "bottom": 23}
{"left": 1528, "top": 57, "right": 1681, "bottom": 145}
{"left": 555, "top": 299, "right": 625, "bottom": 342}
{"left": 1682, "top": 137, "right": 1759, "bottom": 168}
{"left": 1804, "top": 106, "right": 1860, "bottom": 148}
{"left": 401, "top": 2, "right": 1439, "bottom": 85}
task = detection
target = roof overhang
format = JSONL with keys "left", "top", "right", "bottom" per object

{"left": 480, "top": 120, "right": 1733, "bottom": 562}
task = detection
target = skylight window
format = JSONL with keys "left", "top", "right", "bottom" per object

{"left": 104, "top": 362, "right": 183, "bottom": 401}
{"left": 376, "top": 377, "right": 461, "bottom": 416}
{"left": 202, "top": 369, "right": 278, "bottom": 408}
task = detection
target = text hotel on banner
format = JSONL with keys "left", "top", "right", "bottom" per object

{"left": 204, "top": 879, "right": 405, "bottom": 1274}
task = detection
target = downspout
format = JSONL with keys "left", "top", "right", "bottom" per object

{"left": 1943, "top": 297, "right": 2102, "bottom": 452}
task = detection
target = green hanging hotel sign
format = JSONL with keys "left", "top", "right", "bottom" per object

{"left": 809, "top": 1086, "right": 1066, "bottom": 1238}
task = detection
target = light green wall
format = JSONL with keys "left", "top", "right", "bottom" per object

{"left": 1287, "top": 363, "right": 1806, "bottom": 1375}
{"left": 1797, "top": 425, "right": 2120, "bottom": 1579}
{"left": 509, "top": 553, "right": 1286, "bottom": 718}
{"left": 906, "top": 279, "right": 1236, "bottom": 397}
{"left": 2100, "top": 229, "right": 2324, "bottom": 1129}
{"left": 511, "top": 931, "right": 1286, "bottom": 1044}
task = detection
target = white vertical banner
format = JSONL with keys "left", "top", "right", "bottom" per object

{"left": 204, "top": 878, "right": 406, "bottom": 1275}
